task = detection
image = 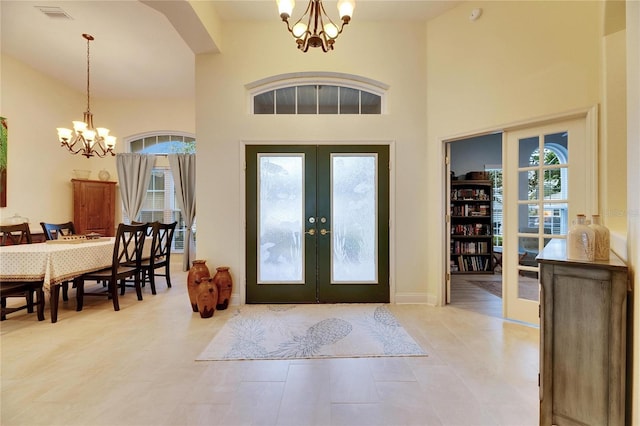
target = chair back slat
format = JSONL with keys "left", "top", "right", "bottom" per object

{"left": 150, "top": 221, "right": 177, "bottom": 263}
{"left": 40, "top": 221, "right": 76, "bottom": 240}
{"left": 113, "top": 223, "right": 148, "bottom": 268}
{"left": 0, "top": 223, "right": 33, "bottom": 246}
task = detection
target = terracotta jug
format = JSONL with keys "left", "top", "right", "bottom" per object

{"left": 213, "top": 266, "right": 233, "bottom": 310}
{"left": 196, "top": 276, "right": 218, "bottom": 319}
{"left": 187, "top": 260, "right": 210, "bottom": 312}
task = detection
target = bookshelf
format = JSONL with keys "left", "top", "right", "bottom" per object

{"left": 449, "top": 180, "right": 493, "bottom": 274}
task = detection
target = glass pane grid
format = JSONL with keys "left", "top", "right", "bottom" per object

{"left": 254, "top": 85, "right": 382, "bottom": 115}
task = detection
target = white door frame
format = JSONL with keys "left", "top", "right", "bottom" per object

{"left": 441, "top": 106, "right": 598, "bottom": 319}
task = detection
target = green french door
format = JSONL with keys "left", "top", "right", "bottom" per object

{"left": 246, "top": 145, "right": 389, "bottom": 304}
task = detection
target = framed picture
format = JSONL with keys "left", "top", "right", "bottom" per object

{"left": 0, "top": 117, "right": 7, "bottom": 207}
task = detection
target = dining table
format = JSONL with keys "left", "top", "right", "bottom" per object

{"left": 0, "top": 237, "right": 115, "bottom": 323}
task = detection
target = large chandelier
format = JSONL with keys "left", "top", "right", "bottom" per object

{"left": 57, "top": 34, "right": 116, "bottom": 158}
{"left": 276, "top": 0, "right": 355, "bottom": 52}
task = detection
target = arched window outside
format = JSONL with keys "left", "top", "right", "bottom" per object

{"left": 127, "top": 132, "right": 196, "bottom": 252}
{"left": 130, "top": 133, "right": 195, "bottom": 154}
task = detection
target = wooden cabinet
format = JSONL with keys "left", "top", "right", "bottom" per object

{"left": 72, "top": 179, "right": 116, "bottom": 237}
{"left": 537, "top": 239, "right": 630, "bottom": 426}
{"left": 449, "top": 180, "right": 493, "bottom": 273}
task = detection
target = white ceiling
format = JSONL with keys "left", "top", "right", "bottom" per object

{"left": 1, "top": 0, "right": 461, "bottom": 99}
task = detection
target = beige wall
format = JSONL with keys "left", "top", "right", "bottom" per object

{"left": 602, "top": 28, "right": 628, "bottom": 237}
{"left": 0, "top": 53, "right": 195, "bottom": 231}
{"left": 195, "top": 19, "right": 430, "bottom": 303}
{"left": 425, "top": 1, "right": 603, "bottom": 302}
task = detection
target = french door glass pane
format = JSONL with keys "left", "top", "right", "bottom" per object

{"left": 258, "top": 154, "right": 304, "bottom": 283}
{"left": 331, "top": 154, "right": 377, "bottom": 282}
{"left": 519, "top": 203, "right": 539, "bottom": 231}
{"left": 519, "top": 170, "right": 539, "bottom": 201}
{"left": 519, "top": 136, "right": 540, "bottom": 167}
{"left": 543, "top": 168, "right": 566, "bottom": 200}
{"left": 543, "top": 203, "right": 568, "bottom": 235}
{"left": 544, "top": 132, "right": 568, "bottom": 164}
{"left": 518, "top": 272, "right": 539, "bottom": 301}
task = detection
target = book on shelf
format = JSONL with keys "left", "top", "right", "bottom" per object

{"left": 455, "top": 255, "right": 491, "bottom": 272}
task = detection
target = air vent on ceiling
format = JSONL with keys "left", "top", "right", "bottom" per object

{"left": 35, "top": 6, "right": 73, "bottom": 20}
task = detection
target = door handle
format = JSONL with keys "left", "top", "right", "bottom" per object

{"left": 305, "top": 229, "right": 316, "bottom": 236}
{"left": 320, "top": 229, "right": 331, "bottom": 236}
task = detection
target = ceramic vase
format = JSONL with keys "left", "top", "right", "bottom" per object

{"left": 196, "top": 276, "right": 218, "bottom": 319}
{"left": 98, "top": 169, "right": 111, "bottom": 181}
{"left": 567, "top": 214, "right": 595, "bottom": 261}
{"left": 187, "top": 260, "right": 210, "bottom": 312}
{"left": 213, "top": 266, "right": 233, "bottom": 310}
{"left": 589, "top": 215, "right": 610, "bottom": 261}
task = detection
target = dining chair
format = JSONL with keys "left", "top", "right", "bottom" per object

{"left": 40, "top": 221, "right": 77, "bottom": 301}
{"left": 0, "top": 223, "right": 33, "bottom": 245}
{"left": 73, "top": 223, "right": 148, "bottom": 312}
{"left": 0, "top": 223, "right": 45, "bottom": 321}
{"left": 40, "top": 221, "right": 76, "bottom": 240}
{"left": 142, "top": 221, "right": 177, "bottom": 294}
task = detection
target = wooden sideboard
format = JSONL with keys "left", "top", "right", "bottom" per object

{"left": 72, "top": 179, "right": 116, "bottom": 237}
{"left": 537, "top": 239, "right": 631, "bottom": 426}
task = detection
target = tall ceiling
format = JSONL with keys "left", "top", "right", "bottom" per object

{"left": 1, "top": 0, "right": 460, "bottom": 100}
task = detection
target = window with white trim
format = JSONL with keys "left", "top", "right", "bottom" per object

{"left": 127, "top": 133, "right": 195, "bottom": 252}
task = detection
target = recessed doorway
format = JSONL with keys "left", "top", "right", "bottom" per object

{"left": 446, "top": 133, "right": 505, "bottom": 315}
{"left": 245, "top": 144, "right": 390, "bottom": 304}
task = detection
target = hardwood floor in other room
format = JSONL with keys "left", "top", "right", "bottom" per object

{"left": 1, "top": 257, "right": 539, "bottom": 426}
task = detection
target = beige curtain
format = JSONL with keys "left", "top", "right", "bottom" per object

{"left": 168, "top": 154, "right": 196, "bottom": 271}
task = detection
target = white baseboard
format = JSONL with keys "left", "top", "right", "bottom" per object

{"left": 393, "top": 292, "right": 438, "bottom": 306}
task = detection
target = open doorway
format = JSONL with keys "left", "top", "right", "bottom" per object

{"left": 446, "top": 133, "right": 504, "bottom": 316}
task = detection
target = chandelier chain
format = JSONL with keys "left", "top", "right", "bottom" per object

{"left": 86, "top": 34, "right": 91, "bottom": 114}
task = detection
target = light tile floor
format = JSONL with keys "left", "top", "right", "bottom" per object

{"left": 1, "top": 262, "right": 539, "bottom": 426}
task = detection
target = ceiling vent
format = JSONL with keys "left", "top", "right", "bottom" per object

{"left": 35, "top": 6, "right": 73, "bottom": 20}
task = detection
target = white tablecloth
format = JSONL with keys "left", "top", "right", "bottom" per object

{"left": 0, "top": 238, "right": 115, "bottom": 291}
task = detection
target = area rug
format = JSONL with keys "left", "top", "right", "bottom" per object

{"left": 196, "top": 304, "right": 427, "bottom": 361}
{"left": 468, "top": 280, "right": 539, "bottom": 301}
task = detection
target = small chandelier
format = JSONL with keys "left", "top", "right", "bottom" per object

{"left": 276, "top": 0, "right": 355, "bottom": 52}
{"left": 57, "top": 34, "right": 116, "bottom": 158}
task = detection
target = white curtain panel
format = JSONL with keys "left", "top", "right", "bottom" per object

{"left": 168, "top": 153, "right": 196, "bottom": 271}
{"left": 115, "top": 153, "right": 154, "bottom": 224}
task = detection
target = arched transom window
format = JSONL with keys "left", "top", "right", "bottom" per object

{"left": 247, "top": 72, "right": 388, "bottom": 115}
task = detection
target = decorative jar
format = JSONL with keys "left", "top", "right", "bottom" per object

{"left": 196, "top": 276, "right": 218, "bottom": 319}
{"left": 98, "top": 169, "right": 111, "bottom": 181}
{"left": 73, "top": 169, "right": 91, "bottom": 180}
{"left": 567, "top": 214, "right": 595, "bottom": 261}
{"left": 213, "top": 266, "right": 233, "bottom": 310}
{"left": 589, "top": 215, "right": 610, "bottom": 261}
{"left": 187, "top": 260, "right": 210, "bottom": 312}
